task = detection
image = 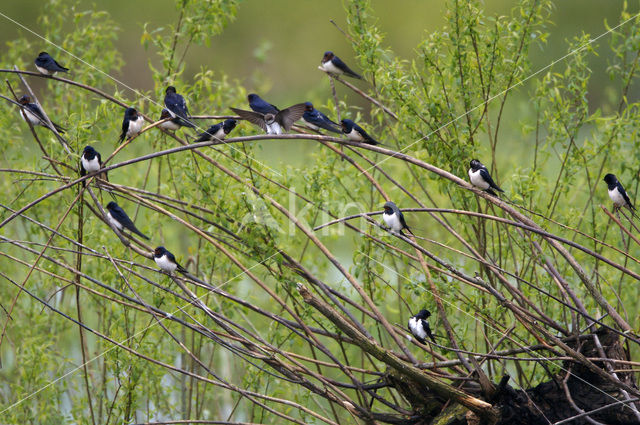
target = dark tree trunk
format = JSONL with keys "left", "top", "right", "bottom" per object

{"left": 388, "top": 328, "right": 639, "bottom": 425}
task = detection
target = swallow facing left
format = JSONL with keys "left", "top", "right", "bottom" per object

{"left": 341, "top": 119, "right": 378, "bottom": 145}
{"left": 18, "top": 95, "right": 66, "bottom": 133}
{"left": 34, "top": 52, "right": 69, "bottom": 75}
{"left": 604, "top": 173, "right": 635, "bottom": 212}
{"left": 164, "top": 86, "right": 195, "bottom": 128}
{"left": 248, "top": 93, "right": 279, "bottom": 115}
{"left": 194, "top": 119, "right": 237, "bottom": 143}
{"left": 106, "top": 201, "right": 149, "bottom": 240}
{"left": 119, "top": 107, "right": 145, "bottom": 143}
{"left": 158, "top": 109, "right": 182, "bottom": 131}
{"left": 468, "top": 159, "right": 504, "bottom": 196}
{"left": 408, "top": 309, "right": 435, "bottom": 344}
{"left": 382, "top": 201, "right": 413, "bottom": 236}
{"left": 154, "top": 246, "right": 187, "bottom": 274}
{"left": 80, "top": 146, "right": 106, "bottom": 184}
{"left": 320, "top": 51, "right": 362, "bottom": 79}
{"left": 231, "top": 103, "right": 306, "bottom": 135}
{"left": 302, "top": 102, "right": 341, "bottom": 133}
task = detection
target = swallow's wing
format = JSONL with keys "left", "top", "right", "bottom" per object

{"left": 318, "top": 110, "right": 340, "bottom": 127}
{"left": 480, "top": 168, "right": 503, "bottom": 192}
{"left": 398, "top": 210, "right": 410, "bottom": 232}
{"left": 110, "top": 205, "right": 135, "bottom": 229}
{"left": 332, "top": 56, "right": 362, "bottom": 79}
{"left": 421, "top": 319, "right": 435, "bottom": 342}
{"left": 354, "top": 124, "right": 378, "bottom": 144}
{"left": 309, "top": 111, "right": 341, "bottom": 133}
{"left": 25, "top": 104, "right": 66, "bottom": 133}
{"left": 196, "top": 124, "right": 222, "bottom": 142}
{"left": 618, "top": 183, "right": 635, "bottom": 210}
{"left": 250, "top": 97, "right": 280, "bottom": 114}
{"left": 277, "top": 103, "right": 307, "bottom": 131}
{"left": 25, "top": 103, "right": 46, "bottom": 123}
{"left": 52, "top": 58, "right": 69, "bottom": 72}
{"left": 165, "top": 93, "right": 189, "bottom": 118}
{"left": 111, "top": 206, "right": 148, "bottom": 239}
{"left": 166, "top": 250, "right": 187, "bottom": 273}
{"left": 231, "top": 107, "right": 267, "bottom": 131}
{"left": 119, "top": 117, "right": 129, "bottom": 142}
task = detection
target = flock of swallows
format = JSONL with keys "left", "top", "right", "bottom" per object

{"left": 13, "top": 51, "right": 638, "bottom": 347}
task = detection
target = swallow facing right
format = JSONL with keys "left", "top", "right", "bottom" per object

{"left": 468, "top": 159, "right": 503, "bottom": 196}
{"left": 119, "top": 107, "right": 145, "bottom": 143}
{"left": 302, "top": 102, "right": 341, "bottom": 133}
{"left": 194, "top": 119, "right": 237, "bottom": 143}
{"left": 341, "top": 119, "right": 378, "bottom": 145}
{"left": 154, "top": 246, "right": 188, "bottom": 274}
{"left": 382, "top": 201, "right": 413, "bottom": 236}
{"left": 408, "top": 309, "right": 435, "bottom": 344}
{"left": 320, "top": 51, "right": 362, "bottom": 79}
{"left": 604, "top": 173, "right": 635, "bottom": 212}
{"left": 164, "top": 86, "right": 195, "bottom": 128}
{"left": 34, "top": 52, "right": 69, "bottom": 75}
{"left": 231, "top": 103, "right": 306, "bottom": 135}
{"left": 248, "top": 93, "right": 279, "bottom": 115}
{"left": 106, "top": 201, "right": 149, "bottom": 240}
{"left": 18, "top": 94, "right": 66, "bottom": 133}
{"left": 158, "top": 109, "right": 182, "bottom": 131}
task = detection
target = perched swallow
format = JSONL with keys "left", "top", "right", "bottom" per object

{"left": 158, "top": 109, "right": 182, "bottom": 131}
{"left": 248, "top": 93, "right": 279, "bottom": 115}
{"left": 119, "top": 107, "right": 145, "bottom": 143}
{"left": 302, "top": 102, "right": 341, "bottom": 133}
{"left": 231, "top": 104, "right": 306, "bottom": 135}
{"left": 164, "top": 86, "right": 195, "bottom": 128}
{"left": 408, "top": 309, "right": 435, "bottom": 344}
{"left": 106, "top": 201, "right": 149, "bottom": 240}
{"left": 18, "top": 94, "right": 65, "bottom": 133}
{"left": 34, "top": 52, "right": 69, "bottom": 75}
{"left": 80, "top": 146, "right": 106, "bottom": 184}
{"left": 382, "top": 201, "right": 412, "bottom": 236}
{"left": 468, "top": 159, "right": 503, "bottom": 196}
{"left": 604, "top": 173, "right": 635, "bottom": 212}
{"left": 341, "top": 119, "right": 378, "bottom": 145}
{"left": 320, "top": 51, "right": 362, "bottom": 79}
{"left": 154, "top": 246, "right": 187, "bottom": 274}
{"left": 194, "top": 119, "right": 237, "bottom": 143}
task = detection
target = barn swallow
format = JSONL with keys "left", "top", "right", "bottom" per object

{"left": 119, "top": 107, "right": 145, "bottom": 143}
{"left": 382, "top": 201, "right": 412, "bottom": 236}
{"left": 194, "top": 119, "right": 237, "bottom": 143}
{"left": 468, "top": 159, "right": 503, "bottom": 196}
{"left": 408, "top": 309, "right": 435, "bottom": 344}
{"left": 34, "top": 52, "right": 69, "bottom": 75}
{"left": 231, "top": 104, "right": 306, "bottom": 135}
{"left": 106, "top": 201, "right": 149, "bottom": 239}
{"left": 18, "top": 94, "right": 65, "bottom": 133}
{"left": 604, "top": 173, "right": 635, "bottom": 212}
{"left": 164, "top": 86, "right": 195, "bottom": 128}
{"left": 80, "top": 146, "right": 107, "bottom": 184}
{"left": 158, "top": 109, "right": 182, "bottom": 131}
{"left": 341, "top": 119, "right": 378, "bottom": 144}
{"left": 248, "top": 93, "right": 279, "bottom": 115}
{"left": 302, "top": 102, "right": 341, "bottom": 133}
{"left": 154, "top": 246, "right": 187, "bottom": 274}
{"left": 320, "top": 51, "right": 362, "bottom": 79}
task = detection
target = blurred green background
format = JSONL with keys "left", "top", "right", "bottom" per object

{"left": 1, "top": 0, "right": 636, "bottom": 109}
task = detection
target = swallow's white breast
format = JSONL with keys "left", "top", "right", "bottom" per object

{"left": 155, "top": 254, "right": 177, "bottom": 272}
{"left": 469, "top": 168, "right": 490, "bottom": 190}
